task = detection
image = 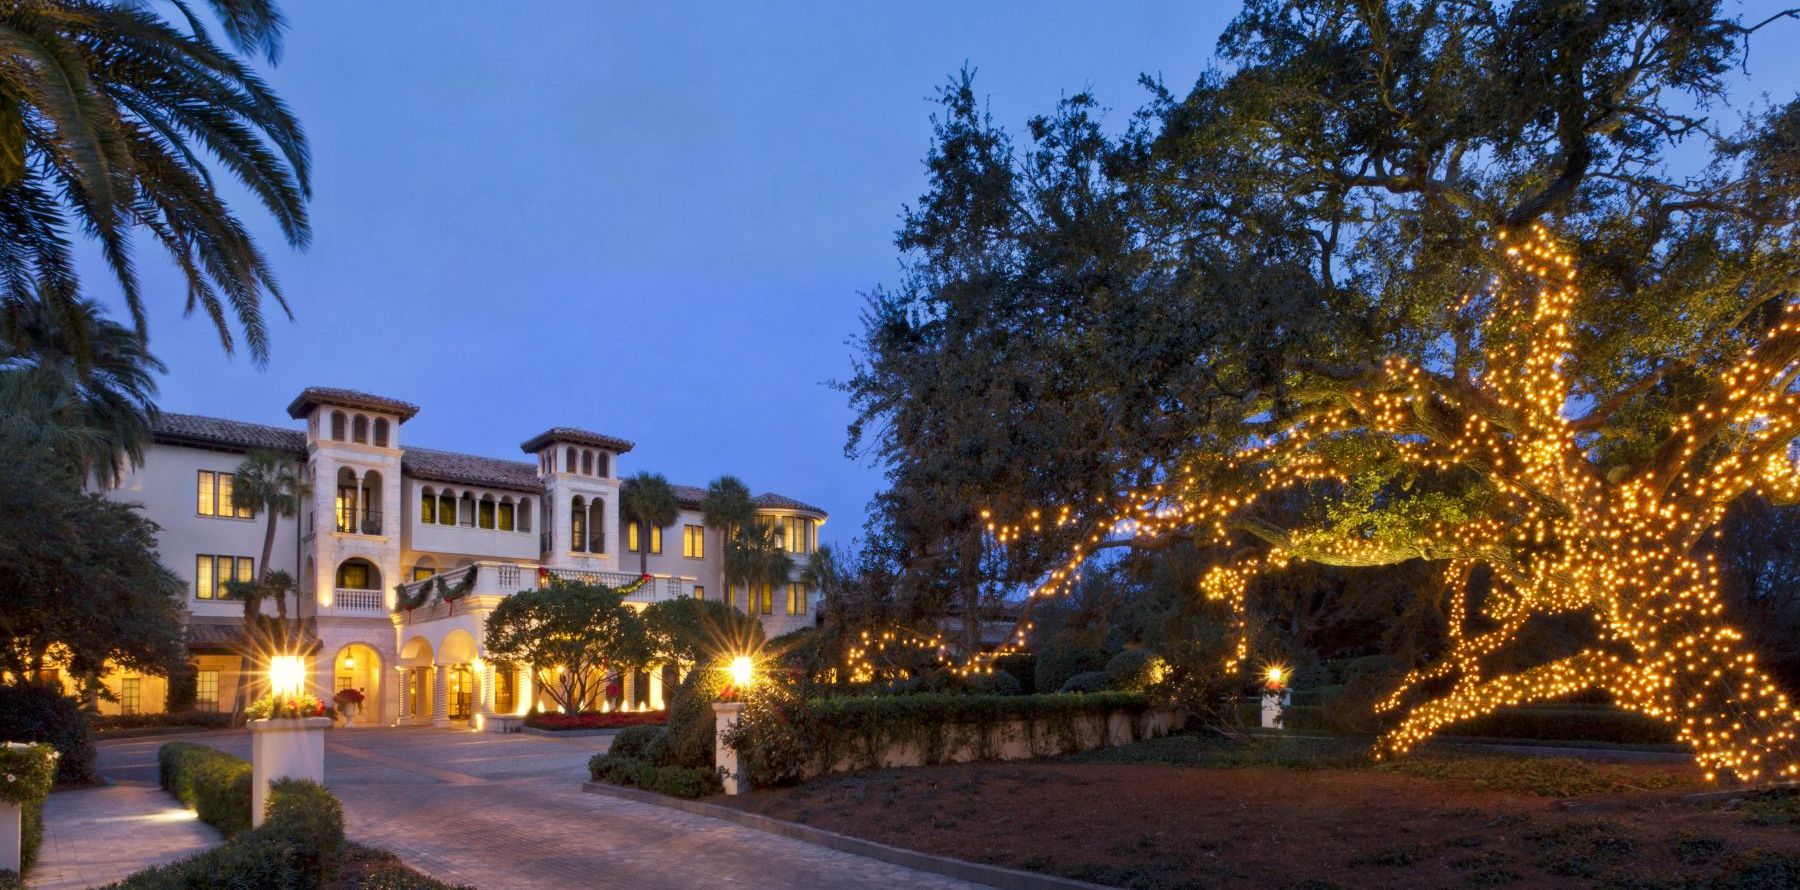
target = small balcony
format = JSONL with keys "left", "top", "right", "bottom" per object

{"left": 336, "top": 507, "right": 383, "bottom": 536}
{"left": 326, "top": 587, "right": 386, "bottom": 614}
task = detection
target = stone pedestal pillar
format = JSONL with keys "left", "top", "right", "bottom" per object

{"left": 249, "top": 717, "right": 330, "bottom": 826}
{"left": 713, "top": 701, "right": 745, "bottom": 795}
{"left": 0, "top": 799, "right": 19, "bottom": 874}
{"left": 431, "top": 665, "right": 449, "bottom": 727}
{"left": 1260, "top": 691, "right": 1289, "bottom": 729}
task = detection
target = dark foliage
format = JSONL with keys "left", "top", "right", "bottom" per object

{"left": 0, "top": 683, "right": 96, "bottom": 784}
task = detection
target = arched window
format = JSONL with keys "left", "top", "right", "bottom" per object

{"left": 581, "top": 451, "right": 593, "bottom": 475}
{"left": 438, "top": 489, "right": 456, "bottom": 526}
{"left": 410, "top": 556, "right": 437, "bottom": 583}
{"left": 458, "top": 492, "right": 475, "bottom": 527}
{"left": 335, "top": 558, "right": 381, "bottom": 590}
{"left": 564, "top": 447, "right": 577, "bottom": 474}
{"left": 478, "top": 494, "right": 496, "bottom": 529}
{"left": 588, "top": 498, "right": 605, "bottom": 553}
{"left": 570, "top": 496, "right": 587, "bottom": 551}
{"left": 420, "top": 486, "right": 436, "bottom": 525}
{"left": 330, "top": 411, "right": 346, "bottom": 441}
{"left": 373, "top": 418, "right": 390, "bottom": 448}
{"left": 498, "top": 496, "right": 515, "bottom": 532}
{"left": 352, "top": 414, "right": 368, "bottom": 444}
{"left": 597, "top": 452, "right": 609, "bottom": 477}
{"left": 518, "top": 497, "right": 533, "bottom": 531}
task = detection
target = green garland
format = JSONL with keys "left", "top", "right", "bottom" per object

{"left": 0, "top": 742, "right": 57, "bottom": 806}
{"left": 436, "top": 564, "right": 478, "bottom": 614}
{"left": 393, "top": 582, "right": 431, "bottom": 613}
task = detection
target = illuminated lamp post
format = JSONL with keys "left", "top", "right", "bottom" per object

{"left": 714, "top": 655, "right": 757, "bottom": 795}
{"left": 250, "top": 654, "right": 330, "bottom": 826}
{"left": 1261, "top": 665, "right": 1291, "bottom": 730}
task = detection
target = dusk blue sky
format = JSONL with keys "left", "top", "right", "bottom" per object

{"left": 80, "top": 2, "right": 1800, "bottom": 547}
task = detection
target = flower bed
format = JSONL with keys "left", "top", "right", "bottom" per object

{"left": 524, "top": 710, "right": 667, "bottom": 731}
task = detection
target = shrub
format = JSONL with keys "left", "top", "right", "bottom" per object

{"left": 608, "top": 725, "right": 666, "bottom": 761}
{"left": 0, "top": 683, "right": 96, "bottom": 784}
{"left": 0, "top": 743, "right": 56, "bottom": 874}
{"left": 1060, "top": 670, "right": 1111, "bottom": 693}
{"left": 164, "top": 663, "right": 197, "bottom": 713}
{"left": 158, "top": 742, "right": 253, "bottom": 835}
{"left": 1103, "top": 649, "right": 1164, "bottom": 692}
{"left": 964, "top": 670, "right": 1023, "bottom": 696}
{"left": 0, "top": 871, "right": 22, "bottom": 890}
{"left": 107, "top": 778, "right": 344, "bottom": 890}
{"left": 663, "top": 663, "right": 728, "bottom": 769}
{"left": 587, "top": 753, "right": 721, "bottom": 799}
{"left": 94, "top": 711, "right": 234, "bottom": 737}
{"left": 1035, "top": 633, "right": 1110, "bottom": 696}
{"left": 722, "top": 682, "right": 818, "bottom": 786}
{"left": 993, "top": 653, "right": 1037, "bottom": 694}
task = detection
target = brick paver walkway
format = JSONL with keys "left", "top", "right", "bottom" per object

{"left": 76, "top": 727, "right": 981, "bottom": 890}
{"left": 31, "top": 780, "right": 222, "bottom": 890}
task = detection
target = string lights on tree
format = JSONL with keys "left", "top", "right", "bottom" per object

{"left": 983, "top": 226, "right": 1800, "bottom": 783}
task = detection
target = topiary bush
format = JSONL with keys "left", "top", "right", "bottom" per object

{"left": 1103, "top": 649, "right": 1164, "bottom": 692}
{"left": 663, "top": 663, "right": 728, "bottom": 769}
{"left": 608, "top": 725, "right": 665, "bottom": 761}
{"left": 1059, "top": 670, "right": 1111, "bottom": 693}
{"left": 722, "top": 682, "right": 818, "bottom": 787}
{"left": 0, "top": 743, "right": 56, "bottom": 875}
{"left": 1034, "top": 633, "right": 1109, "bottom": 696}
{"left": 964, "top": 670, "right": 1023, "bottom": 696}
{"left": 0, "top": 683, "right": 96, "bottom": 785}
{"left": 158, "top": 742, "right": 253, "bottom": 835}
{"left": 993, "top": 653, "right": 1037, "bottom": 694}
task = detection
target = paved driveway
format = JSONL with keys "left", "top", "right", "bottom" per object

{"left": 90, "top": 728, "right": 982, "bottom": 890}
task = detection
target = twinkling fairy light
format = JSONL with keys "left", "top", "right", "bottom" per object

{"left": 980, "top": 225, "right": 1800, "bottom": 783}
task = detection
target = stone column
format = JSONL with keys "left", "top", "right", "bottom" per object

{"left": 0, "top": 799, "right": 19, "bottom": 873}
{"left": 478, "top": 662, "right": 495, "bottom": 715}
{"left": 649, "top": 665, "right": 665, "bottom": 710}
{"left": 431, "top": 665, "right": 449, "bottom": 727}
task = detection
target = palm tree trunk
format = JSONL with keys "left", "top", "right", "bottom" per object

{"left": 639, "top": 520, "right": 649, "bottom": 575}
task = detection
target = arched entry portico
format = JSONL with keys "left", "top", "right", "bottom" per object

{"left": 332, "top": 643, "right": 383, "bottom": 726}
{"left": 439, "top": 629, "right": 479, "bottom": 725}
{"left": 398, "top": 635, "right": 434, "bottom": 726}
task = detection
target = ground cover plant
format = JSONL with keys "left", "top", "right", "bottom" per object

{"left": 525, "top": 710, "right": 666, "bottom": 731}
{"left": 720, "top": 733, "right": 1800, "bottom": 890}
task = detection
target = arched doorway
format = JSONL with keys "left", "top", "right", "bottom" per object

{"left": 399, "top": 636, "right": 434, "bottom": 725}
{"left": 439, "top": 629, "right": 479, "bottom": 724}
{"left": 332, "top": 644, "right": 382, "bottom": 726}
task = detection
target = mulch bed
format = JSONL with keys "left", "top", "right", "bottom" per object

{"left": 716, "top": 754, "right": 1799, "bottom": 889}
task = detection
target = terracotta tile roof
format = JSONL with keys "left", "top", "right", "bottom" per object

{"left": 753, "top": 492, "right": 826, "bottom": 514}
{"left": 184, "top": 617, "right": 320, "bottom": 652}
{"left": 153, "top": 413, "right": 306, "bottom": 454}
{"left": 518, "top": 427, "right": 636, "bottom": 455}
{"left": 402, "top": 447, "right": 543, "bottom": 492}
{"left": 286, "top": 387, "right": 420, "bottom": 421}
{"left": 666, "top": 484, "right": 825, "bottom": 516}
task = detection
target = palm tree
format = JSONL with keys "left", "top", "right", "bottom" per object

{"left": 701, "top": 475, "right": 753, "bottom": 608}
{"left": 230, "top": 449, "right": 310, "bottom": 630}
{"left": 0, "top": 0, "right": 310, "bottom": 365}
{"left": 0, "top": 292, "right": 164, "bottom": 485}
{"left": 618, "top": 471, "right": 678, "bottom": 577}
{"left": 728, "top": 520, "right": 795, "bottom": 618}
{"left": 797, "top": 541, "right": 843, "bottom": 617}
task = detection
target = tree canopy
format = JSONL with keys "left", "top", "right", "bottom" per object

{"left": 482, "top": 580, "right": 647, "bottom": 713}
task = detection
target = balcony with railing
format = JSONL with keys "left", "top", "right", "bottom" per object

{"left": 336, "top": 506, "right": 383, "bottom": 536}
{"left": 393, "top": 561, "right": 692, "bottom": 624}
{"left": 325, "top": 587, "right": 386, "bottom": 615}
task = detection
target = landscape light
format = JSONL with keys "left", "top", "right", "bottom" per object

{"left": 729, "top": 655, "right": 756, "bottom": 688}
{"left": 269, "top": 655, "right": 306, "bottom": 699}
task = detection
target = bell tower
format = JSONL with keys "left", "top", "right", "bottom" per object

{"left": 520, "top": 428, "right": 632, "bottom": 572}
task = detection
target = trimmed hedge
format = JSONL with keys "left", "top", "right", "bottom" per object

{"left": 94, "top": 711, "right": 234, "bottom": 738}
{"left": 1249, "top": 701, "right": 1678, "bottom": 745}
{"left": 587, "top": 753, "right": 721, "bottom": 799}
{"left": 106, "top": 778, "right": 344, "bottom": 890}
{"left": 158, "top": 742, "right": 254, "bottom": 835}
{"left": 1059, "top": 670, "right": 1110, "bottom": 693}
{"left": 731, "top": 691, "right": 1157, "bottom": 784}
{"left": 523, "top": 710, "right": 666, "bottom": 732}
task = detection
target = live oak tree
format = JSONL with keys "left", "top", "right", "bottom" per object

{"left": 853, "top": 0, "right": 1800, "bottom": 778}
{"left": 482, "top": 581, "right": 648, "bottom": 714}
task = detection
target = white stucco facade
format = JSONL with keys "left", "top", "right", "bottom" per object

{"left": 92, "top": 387, "right": 826, "bottom": 724}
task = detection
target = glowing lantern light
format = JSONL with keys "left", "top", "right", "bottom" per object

{"left": 729, "top": 655, "right": 756, "bottom": 688}
{"left": 269, "top": 656, "right": 306, "bottom": 699}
